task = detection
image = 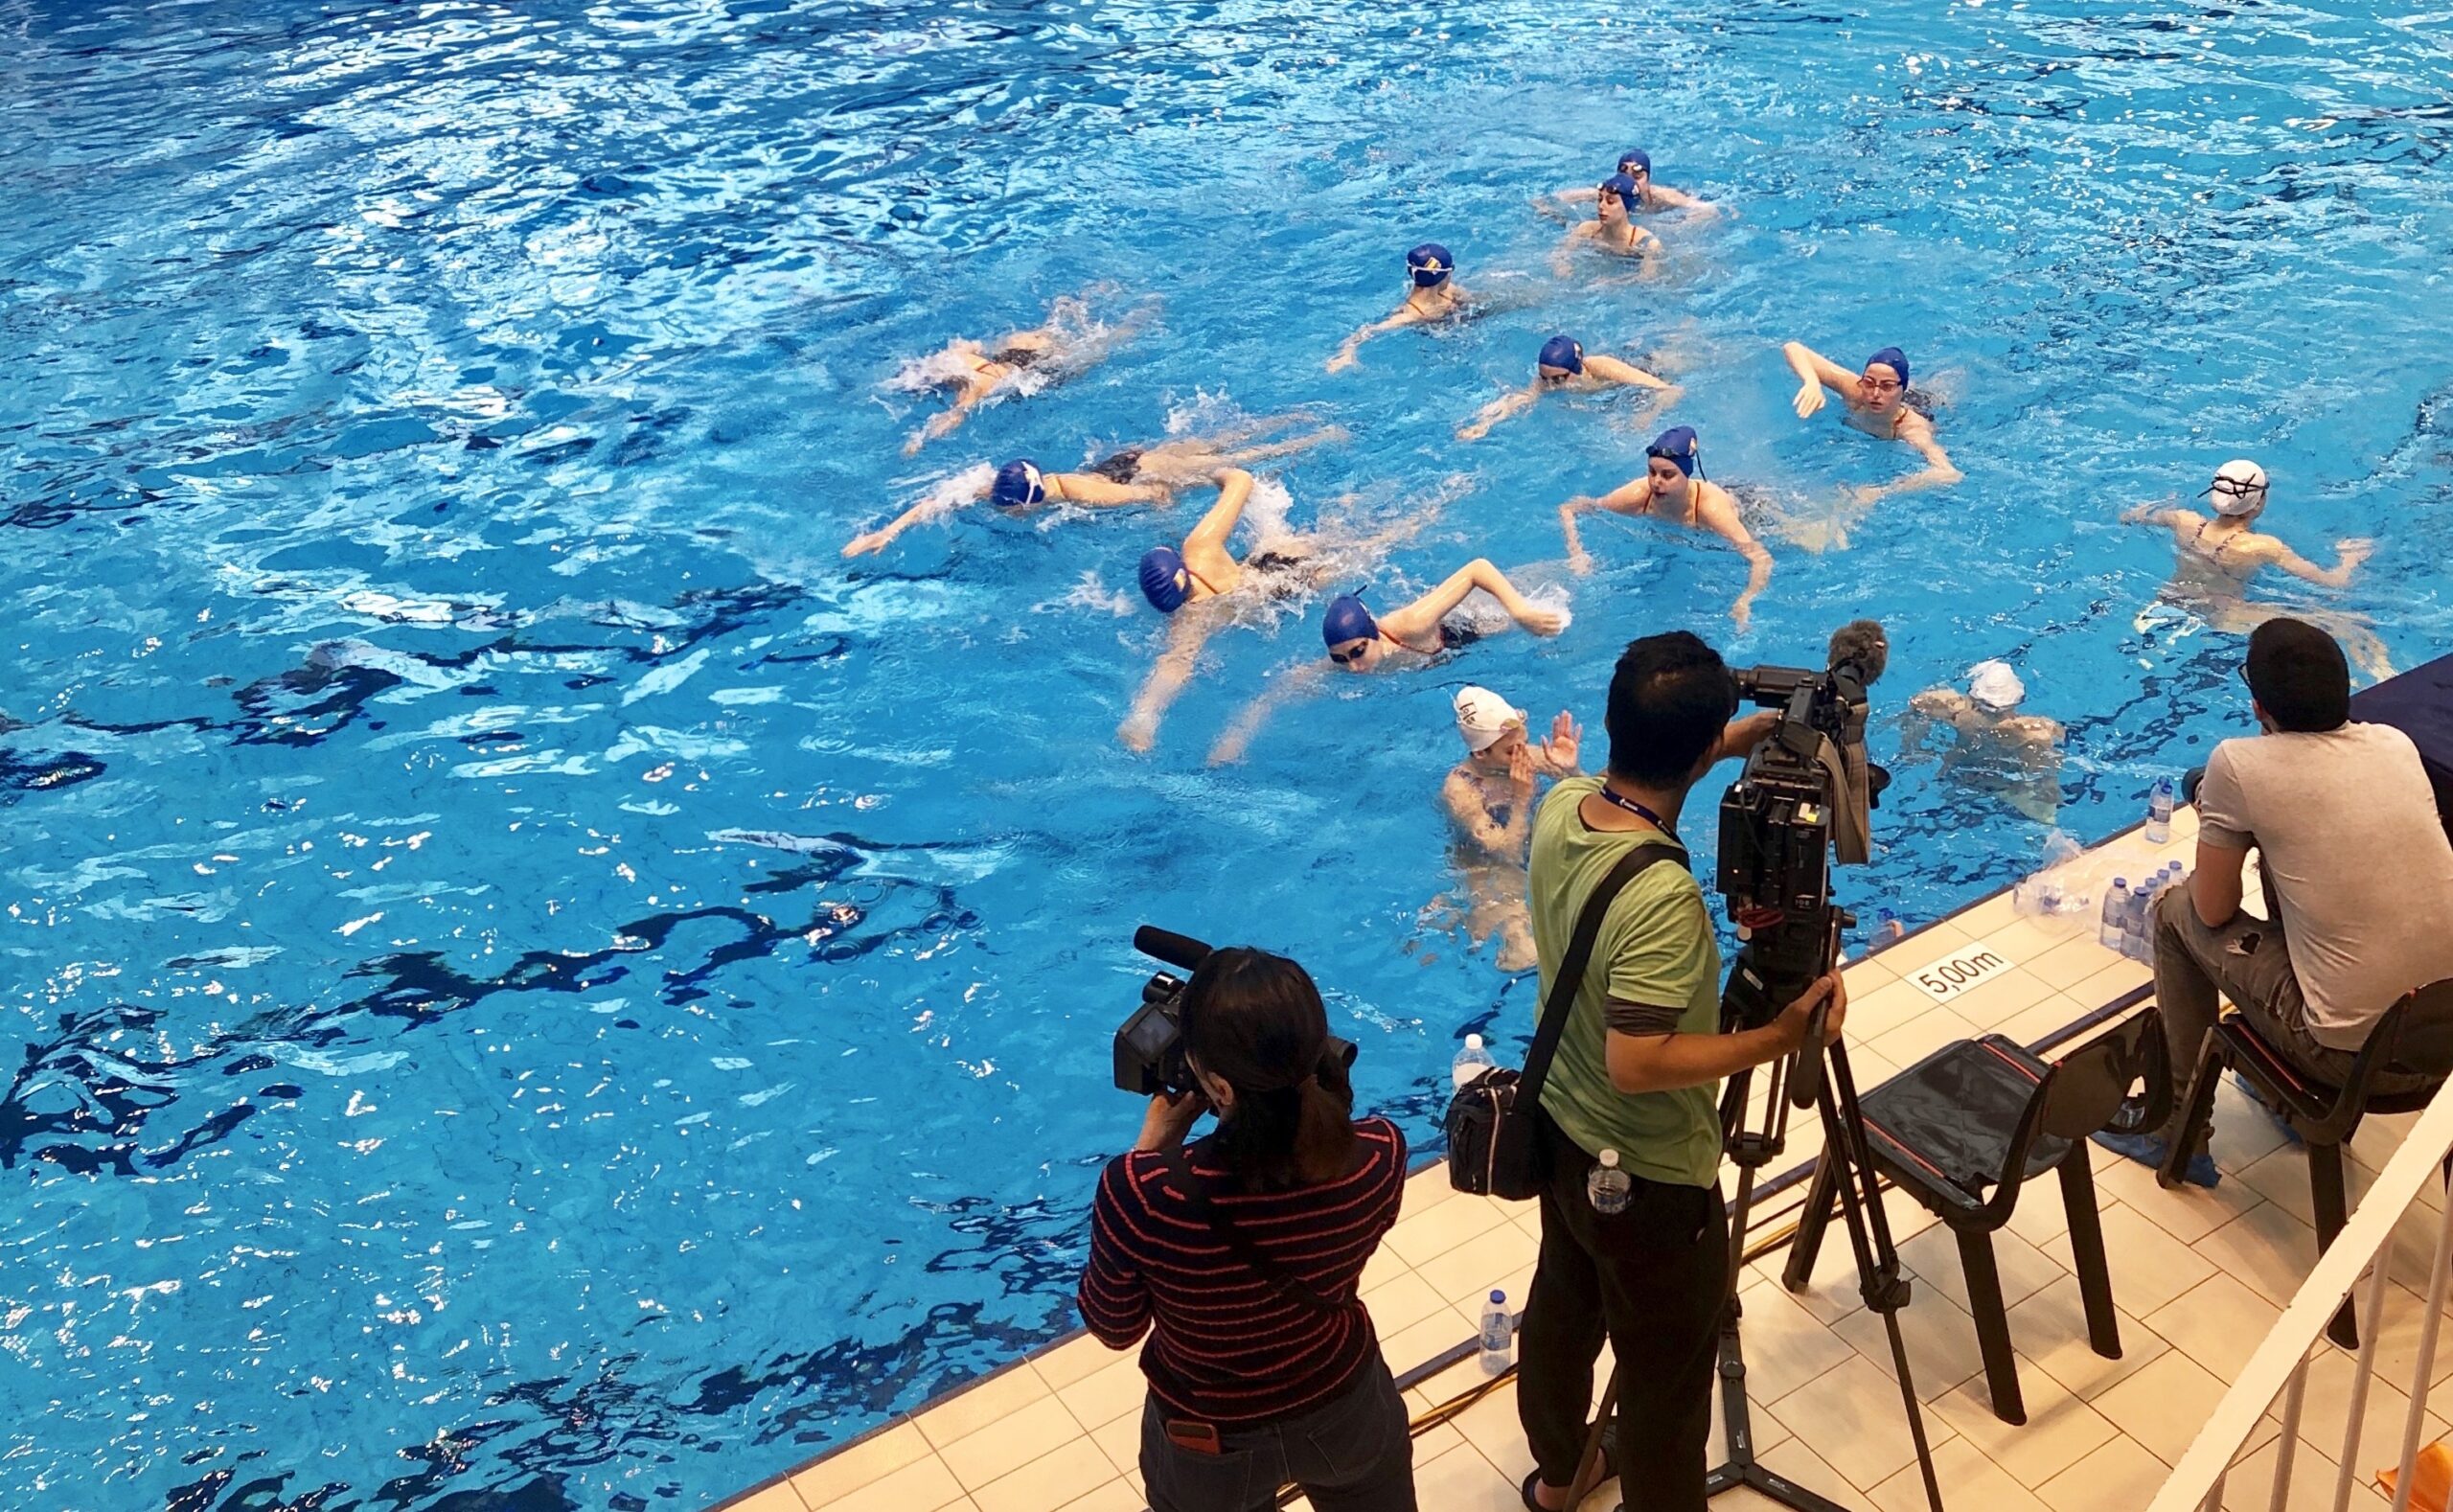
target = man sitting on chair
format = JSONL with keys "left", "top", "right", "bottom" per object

{"left": 2095, "top": 619, "right": 2453, "bottom": 1187}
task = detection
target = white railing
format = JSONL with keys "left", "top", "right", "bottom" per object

{"left": 2150, "top": 1078, "right": 2453, "bottom": 1512}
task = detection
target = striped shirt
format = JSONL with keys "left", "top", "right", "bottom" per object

{"left": 1077, "top": 1117, "right": 1408, "bottom": 1429}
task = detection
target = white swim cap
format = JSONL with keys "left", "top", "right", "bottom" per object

{"left": 1967, "top": 660, "right": 2027, "bottom": 711}
{"left": 2208, "top": 459, "right": 2269, "bottom": 516}
{"left": 1454, "top": 686, "right": 1526, "bottom": 753}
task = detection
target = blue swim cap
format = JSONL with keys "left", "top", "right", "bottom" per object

{"left": 991, "top": 459, "right": 1045, "bottom": 509}
{"left": 1407, "top": 243, "right": 1453, "bottom": 288}
{"left": 1618, "top": 149, "right": 1652, "bottom": 176}
{"left": 1867, "top": 347, "right": 1910, "bottom": 388}
{"left": 1138, "top": 547, "right": 1192, "bottom": 613}
{"left": 1322, "top": 594, "right": 1378, "bottom": 649}
{"left": 1647, "top": 425, "right": 1703, "bottom": 478}
{"left": 1538, "top": 335, "right": 1585, "bottom": 375}
{"left": 1599, "top": 174, "right": 1641, "bottom": 211}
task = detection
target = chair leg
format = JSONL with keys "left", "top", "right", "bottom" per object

{"left": 2058, "top": 1153, "right": 2122, "bottom": 1360}
{"left": 1781, "top": 1156, "right": 1839, "bottom": 1294}
{"left": 1958, "top": 1229, "right": 2027, "bottom": 1425}
{"left": 2158, "top": 1029, "right": 2225, "bottom": 1190}
{"left": 2310, "top": 1144, "right": 2358, "bottom": 1349}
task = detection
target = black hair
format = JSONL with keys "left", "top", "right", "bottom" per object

{"left": 1827, "top": 619, "right": 1890, "bottom": 685}
{"left": 1605, "top": 631, "right": 1739, "bottom": 786}
{"left": 2245, "top": 618, "right": 2350, "bottom": 733}
{"left": 1180, "top": 948, "right": 1357, "bottom": 1193}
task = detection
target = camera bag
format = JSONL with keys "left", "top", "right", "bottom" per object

{"left": 1444, "top": 841, "right": 1690, "bottom": 1201}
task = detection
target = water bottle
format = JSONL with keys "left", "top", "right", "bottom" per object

{"left": 1478, "top": 1290, "right": 1513, "bottom": 1375}
{"left": 2099, "top": 879, "right": 2130, "bottom": 950}
{"left": 2121, "top": 881, "right": 2154, "bottom": 962}
{"left": 2145, "top": 778, "right": 2174, "bottom": 845}
{"left": 1588, "top": 1148, "right": 1633, "bottom": 1215}
{"left": 1451, "top": 1034, "right": 1497, "bottom": 1090}
{"left": 1870, "top": 908, "right": 1906, "bottom": 947}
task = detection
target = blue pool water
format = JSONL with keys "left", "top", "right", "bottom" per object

{"left": 4, "top": 1, "right": 2450, "bottom": 1505}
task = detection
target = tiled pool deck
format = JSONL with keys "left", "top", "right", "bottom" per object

{"left": 735, "top": 806, "right": 2441, "bottom": 1511}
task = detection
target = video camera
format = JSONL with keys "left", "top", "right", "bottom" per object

{"left": 1716, "top": 631, "right": 1887, "bottom": 1033}
{"left": 1112, "top": 927, "right": 1357, "bottom": 1096}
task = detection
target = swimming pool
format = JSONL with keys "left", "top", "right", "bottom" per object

{"left": 4, "top": 0, "right": 2449, "bottom": 1505}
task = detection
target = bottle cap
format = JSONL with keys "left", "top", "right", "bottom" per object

{"left": 1464, "top": 1034, "right": 1483, "bottom": 1050}
{"left": 2112, "top": 877, "right": 2127, "bottom": 888}
{"left": 1489, "top": 1289, "right": 1505, "bottom": 1303}
{"left": 1598, "top": 1149, "right": 1619, "bottom": 1167}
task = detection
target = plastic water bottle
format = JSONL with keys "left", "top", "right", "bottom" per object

{"left": 1588, "top": 1149, "right": 1633, "bottom": 1215}
{"left": 2145, "top": 778, "right": 2174, "bottom": 845}
{"left": 1451, "top": 1034, "right": 1497, "bottom": 1091}
{"left": 2122, "top": 881, "right": 2154, "bottom": 962}
{"left": 2099, "top": 879, "right": 2130, "bottom": 950}
{"left": 1478, "top": 1290, "right": 1513, "bottom": 1375}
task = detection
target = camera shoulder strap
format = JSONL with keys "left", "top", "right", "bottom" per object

{"left": 1518, "top": 840, "right": 1692, "bottom": 1100}
{"left": 1154, "top": 1145, "right": 1352, "bottom": 1317}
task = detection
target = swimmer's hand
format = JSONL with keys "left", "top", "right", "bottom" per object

{"left": 1793, "top": 380, "right": 1826, "bottom": 420}
{"left": 1567, "top": 548, "right": 1594, "bottom": 577}
{"left": 1848, "top": 483, "right": 1886, "bottom": 507}
{"left": 1508, "top": 743, "right": 1538, "bottom": 797}
{"left": 1731, "top": 598, "right": 1754, "bottom": 634}
{"left": 1539, "top": 711, "right": 1582, "bottom": 774}
{"left": 2337, "top": 538, "right": 2376, "bottom": 569}
{"left": 1522, "top": 607, "right": 1568, "bottom": 637}
{"left": 901, "top": 433, "right": 927, "bottom": 457}
{"left": 1457, "top": 420, "right": 1491, "bottom": 442}
{"left": 1118, "top": 717, "right": 1156, "bottom": 753}
{"left": 842, "top": 531, "right": 891, "bottom": 558}
{"left": 1326, "top": 346, "right": 1360, "bottom": 374}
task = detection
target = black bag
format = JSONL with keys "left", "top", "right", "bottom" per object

{"left": 1445, "top": 842, "right": 1691, "bottom": 1200}
{"left": 1157, "top": 1145, "right": 1355, "bottom": 1315}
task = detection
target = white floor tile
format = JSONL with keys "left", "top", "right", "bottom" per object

{"left": 1869, "top": 1434, "right": 2049, "bottom": 1512}
{"left": 1897, "top": 1222, "right": 2065, "bottom": 1317}
{"left": 1411, "top": 1439, "right": 1523, "bottom": 1512}
{"left": 1773, "top": 1353, "right": 1956, "bottom": 1492}
{"left": 2006, "top": 1274, "right": 2169, "bottom": 1402}
{"left": 2193, "top": 1200, "right": 2321, "bottom": 1309}
{"left": 1731, "top": 1280, "right": 1860, "bottom": 1402}
{"left": 2219, "top": 1434, "right": 2392, "bottom": 1510}
{"left": 1930, "top": 1358, "right": 2117, "bottom": 1488}
{"left": 2039, "top": 1198, "right": 2215, "bottom": 1316}
{"left": 2034, "top": 1432, "right": 2171, "bottom": 1512}
{"left": 2090, "top": 1141, "right": 2269, "bottom": 1245}
{"left": 2092, "top": 1348, "right": 2235, "bottom": 1465}
{"left": 2145, "top": 1272, "right": 2283, "bottom": 1381}
{"left": 1831, "top": 1285, "right": 1990, "bottom": 1404}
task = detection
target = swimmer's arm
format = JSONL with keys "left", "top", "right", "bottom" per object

{"left": 1328, "top": 309, "right": 1425, "bottom": 372}
{"left": 1181, "top": 470, "right": 1254, "bottom": 560}
{"left": 1458, "top": 386, "right": 1540, "bottom": 442}
{"left": 905, "top": 402, "right": 974, "bottom": 455}
{"left": 1558, "top": 496, "right": 1596, "bottom": 573}
{"left": 843, "top": 494, "right": 972, "bottom": 558}
{"left": 1548, "top": 223, "right": 1597, "bottom": 276}
{"left": 1392, "top": 559, "right": 1565, "bottom": 638}
{"left": 1649, "top": 183, "right": 1714, "bottom": 215}
{"left": 2273, "top": 538, "right": 2370, "bottom": 589}
{"left": 1585, "top": 355, "right": 1671, "bottom": 390}
{"left": 1781, "top": 341, "right": 1852, "bottom": 419}
{"left": 1700, "top": 497, "right": 1772, "bottom": 632}
{"left": 1443, "top": 771, "right": 1526, "bottom": 855}
{"left": 1206, "top": 662, "right": 1328, "bottom": 767}
{"left": 2120, "top": 500, "right": 2186, "bottom": 529}
{"left": 1868, "top": 430, "right": 1963, "bottom": 499}
{"left": 1119, "top": 615, "right": 1217, "bottom": 753}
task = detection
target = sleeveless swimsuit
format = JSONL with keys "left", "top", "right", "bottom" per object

{"left": 1088, "top": 449, "right": 1143, "bottom": 484}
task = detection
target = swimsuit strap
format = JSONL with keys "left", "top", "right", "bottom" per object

{"left": 1382, "top": 628, "right": 1438, "bottom": 656}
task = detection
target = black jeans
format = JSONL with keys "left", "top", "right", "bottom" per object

{"left": 1138, "top": 1356, "right": 1416, "bottom": 1512}
{"left": 1517, "top": 1111, "right": 1730, "bottom": 1512}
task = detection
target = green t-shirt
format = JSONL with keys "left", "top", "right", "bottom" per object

{"left": 1527, "top": 776, "right": 1724, "bottom": 1188}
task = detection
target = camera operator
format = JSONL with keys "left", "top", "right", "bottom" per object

{"left": 1517, "top": 631, "right": 1847, "bottom": 1512}
{"left": 1078, "top": 948, "right": 1414, "bottom": 1512}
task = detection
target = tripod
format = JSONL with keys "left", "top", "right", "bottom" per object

{"left": 1704, "top": 1013, "right": 1943, "bottom": 1512}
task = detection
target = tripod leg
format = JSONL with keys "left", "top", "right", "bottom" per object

{"left": 1780, "top": 1157, "right": 1839, "bottom": 1292}
{"left": 1566, "top": 1360, "right": 1621, "bottom": 1508}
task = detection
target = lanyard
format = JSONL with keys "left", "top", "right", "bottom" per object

{"left": 1593, "top": 784, "right": 1678, "bottom": 844}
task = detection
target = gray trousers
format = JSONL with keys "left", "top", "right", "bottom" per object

{"left": 2151, "top": 886, "right": 2427, "bottom": 1144}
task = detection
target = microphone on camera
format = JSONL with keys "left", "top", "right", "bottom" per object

{"left": 1134, "top": 926, "right": 1213, "bottom": 973}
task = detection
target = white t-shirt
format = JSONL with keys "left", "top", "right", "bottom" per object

{"left": 2196, "top": 722, "right": 2453, "bottom": 1048}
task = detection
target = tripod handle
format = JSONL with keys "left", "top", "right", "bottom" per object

{"left": 1787, "top": 1004, "right": 1829, "bottom": 1110}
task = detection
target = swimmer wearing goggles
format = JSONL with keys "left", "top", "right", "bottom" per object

{"left": 1456, "top": 333, "right": 1678, "bottom": 441}
{"left": 1779, "top": 337, "right": 1961, "bottom": 501}
{"left": 1327, "top": 242, "right": 1467, "bottom": 373}
{"left": 842, "top": 455, "right": 1177, "bottom": 558}
{"left": 1557, "top": 425, "right": 1774, "bottom": 631}
{"left": 2122, "top": 458, "right": 2375, "bottom": 602}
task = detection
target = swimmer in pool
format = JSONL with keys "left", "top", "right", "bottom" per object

{"left": 1204, "top": 562, "right": 1569, "bottom": 765}
{"left": 840, "top": 418, "right": 1345, "bottom": 557}
{"left": 1326, "top": 243, "right": 1469, "bottom": 373}
{"left": 1903, "top": 659, "right": 2066, "bottom": 825}
{"left": 1436, "top": 687, "right": 1584, "bottom": 971}
{"left": 1456, "top": 335, "right": 1679, "bottom": 441}
{"left": 1541, "top": 149, "right": 1714, "bottom": 218}
{"left": 1549, "top": 175, "right": 1662, "bottom": 276}
{"left": 2125, "top": 459, "right": 2391, "bottom": 678}
{"left": 1779, "top": 341, "right": 1961, "bottom": 500}
{"left": 1117, "top": 470, "right": 1433, "bottom": 752}
{"left": 1558, "top": 425, "right": 1775, "bottom": 632}
{"left": 895, "top": 298, "right": 1145, "bottom": 455}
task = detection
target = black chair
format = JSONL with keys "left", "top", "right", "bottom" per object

{"left": 2159, "top": 980, "right": 2453, "bottom": 1347}
{"left": 1784, "top": 1011, "right": 2171, "bottom": 1425}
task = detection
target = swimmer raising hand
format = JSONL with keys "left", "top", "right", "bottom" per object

{"left": 1327, "top": 243, "right": 1466, "bottom": 373}
{"left": 1457, "top": 334, "right": 1677, "bottom": 441}
{"left": 1558, "top": 425, "right": 1773, "bottom": 631}
{"left": 1779, "top": 339, "right": 1960, "bottom": 500}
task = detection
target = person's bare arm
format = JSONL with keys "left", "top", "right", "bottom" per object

{"left": 1458, "top": 386, "right": 1540, "bottom": 442}
{"left": 1328, "top": 308, "right": 1425, "bottom": 372}
{"left": 1384, "top": 560, "right": 1564, "bottom": 641}
{"left": 1178, "top": 470, "right": 1254, "bottom": 579}
{"left": 1585, "top": 355, "right": 1672, "bottom": 391}
{"left": 1648, "top": 183, "right": 1713, "bottom": 215}
{"left": 1548, "top": 224, "right": 1593, "bottom": 278}
{"left": 2189, "top": 838, "right": 2249, "bottom": 929}
{"left": 1709, "top": 710, "right": 1781, "bottom": 766}
{"left": 2272, "top": 537, "right": 2373, "bottom": 589}
{"left": 1559, "top": 496, "right": 1597, "bottom": 575}
{"left": 1781, "top": 341, "right": 1856, "bottom": 419}
{"left": 1118, "top": 613, "right": 1220, "bottom": 753}
{"left": 844, "top": 493, "right": 974, "bottom": 558}
{"left": 1607, "top": 974, "right": 1845, "bottom": 1093}
{"left": 2121, "top": 500, "right": 2187, "bottom": 528}
{"left": 1696, "top": 491, "right": 1773, "bottom": 632}
{"left": 1860, "top": 428, "right": 1962, "bottom": 502}
{"left": 1206, "top": 661, "right": 1329, "bottom": 766}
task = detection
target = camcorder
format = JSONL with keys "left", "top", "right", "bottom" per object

{"left": 1112, "top": 926, "right": 1356, "bottom": 1095}
{"left": 1716, "top": 638, "right": 1888, "bottom": 1035}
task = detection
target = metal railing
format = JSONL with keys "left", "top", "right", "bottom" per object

{"left": 2150, "top": 1079, "right": 2453, "bottom": 1512}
